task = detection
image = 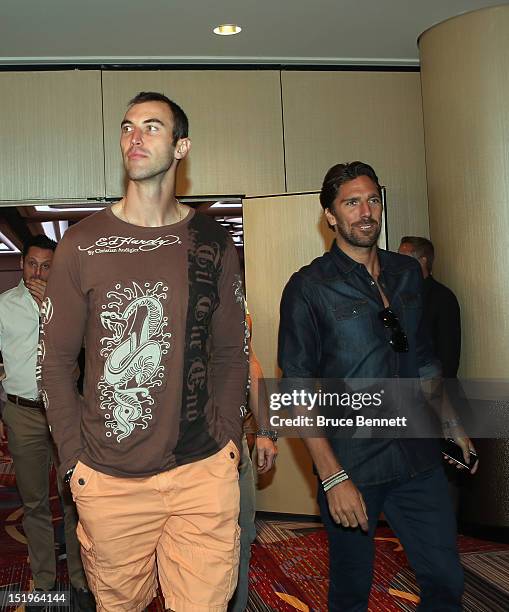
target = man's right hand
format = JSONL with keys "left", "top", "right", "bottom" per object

{"left": 326, "top": 479, "right": 369, "bottom": 532}
{"left": 25, "top": 278, "right": 47, "bottom": 308}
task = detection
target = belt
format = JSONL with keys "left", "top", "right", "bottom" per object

{"left": 7, "top": 394, "right": 45, "bottom": 411}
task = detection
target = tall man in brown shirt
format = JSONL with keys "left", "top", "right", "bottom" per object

{"left": 40, "top": 92, "right": 249, "bottom": 612}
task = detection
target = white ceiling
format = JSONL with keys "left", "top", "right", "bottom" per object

{"left": 1, "top": 0, "right": 505, "bottom": 67}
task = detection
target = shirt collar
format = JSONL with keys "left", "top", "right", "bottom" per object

{"left": 329, "top": 241, "right": 413, "bottom": 276}
{"left": 329, "top": 241, "right": 360, "bottom": 274}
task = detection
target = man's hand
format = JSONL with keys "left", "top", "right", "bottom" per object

{"left": 25, "top": 279, "right": 47, "bottom": 308}
{"left": 326, "top": 479, "right": 369, "bottom": 532}
{"left": 256, "top": 437, "right": 277, "bottom": 473}
{"left": 445, "top": 431, "right": 479, "bottom": 474}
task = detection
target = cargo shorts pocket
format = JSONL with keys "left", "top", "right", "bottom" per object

{"left": 75, "top": 522, "right": 102, "bottom": 606}
{"left": 224, "top": 523, "right": 242, "bottom": 604}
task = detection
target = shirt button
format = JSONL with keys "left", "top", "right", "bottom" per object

{"left": 230, "top": 452, "right": 235, "bottom": 459}
{"left": 78, "top": 478, "right": 85, "bottom": 485}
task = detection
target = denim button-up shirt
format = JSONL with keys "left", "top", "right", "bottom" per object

{"left": 278, "top": 242, "right": 442, "bottom": 486}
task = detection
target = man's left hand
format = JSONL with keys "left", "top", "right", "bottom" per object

{"left": 256, "top": 437, "right": 277, "bottom": 473}
{"left": 25, "top": 279, "right": 47, "bottom": 308}
{"left": 447, "top": 433, "right": 479, "bottom": 474}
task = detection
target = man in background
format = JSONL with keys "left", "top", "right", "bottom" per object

{"left": 0, "top": 234, "right": 93, "bottom": 611}
{"left": 398, "top": 236, "right": 461, "bottom": 377}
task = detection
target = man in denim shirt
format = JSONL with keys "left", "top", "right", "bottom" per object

{"left": 278, "top": 162, "right": 477, "bottom": 612}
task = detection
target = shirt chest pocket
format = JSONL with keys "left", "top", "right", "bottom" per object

{"left": 333, "top": 299, "right": 371, "bottom": 320}
{"left": 331, "top": 300, "right": 375, "bottom": 350}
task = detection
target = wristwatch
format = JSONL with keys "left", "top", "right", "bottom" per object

{"left": 256, "top": 428, "right": 278, "bottom": 442}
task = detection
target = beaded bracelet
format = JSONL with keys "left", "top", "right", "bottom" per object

{"left": 322, "top": 469, "right": 349, "bottom": 492}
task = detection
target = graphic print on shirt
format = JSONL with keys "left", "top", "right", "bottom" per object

{"left": 77, "top": 234, "right": 181, "bottom": 256}
{"left": 98, "top": 281, "right": 171, "bottom": 442}
{"left": 37, "top": 296, "right": 54, "bottom": 407}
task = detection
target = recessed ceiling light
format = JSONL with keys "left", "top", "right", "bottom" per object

{"left": 213, "top": 24, "right": 242, "bottom": 36}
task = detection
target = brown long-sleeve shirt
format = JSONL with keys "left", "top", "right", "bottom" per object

{"left": 39, "top": 207, "right": 248, "bottom": 478}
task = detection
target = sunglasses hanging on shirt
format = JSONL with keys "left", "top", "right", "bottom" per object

{"left": 378, "top": 307, "right": 409, "bottom": 353}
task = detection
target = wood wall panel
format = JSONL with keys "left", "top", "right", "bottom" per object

{"left": 0, "top": 71, "right": 104, "bottom": 200}
{"left": 102, "top": 71, "right": 285, "bottom": 198}
{"left": 282, "top": 71, "right": 429, "bottom": 249}
{"left": 243, "top": 193, "right": 331, "bottom": 515}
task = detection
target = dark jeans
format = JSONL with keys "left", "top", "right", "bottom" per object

{"left": 318, "top": 465, "right": 463, "bottom": 612}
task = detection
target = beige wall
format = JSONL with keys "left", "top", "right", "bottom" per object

{"left": 419, "top": 5, "right": 509, "bottom": 379}
{"left": 282, "top": 71, "right": 430, "bottom": 249}
{"left": 0, "top": 71, "right": 104, "bottom": 200}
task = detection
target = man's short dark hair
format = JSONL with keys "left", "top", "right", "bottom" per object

{"left": 22, "top": 234, "right": 57, "bottom": 258}
{"left": 128, "top": 91, "right": 189, "bottom": 145}
{"left": 400, "top": 236, "right": 435, "bottom": 273}
{"left": 319, "top": 161, "right": 382, "bottom": 211}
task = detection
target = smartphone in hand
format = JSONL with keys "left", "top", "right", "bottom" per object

{"left": 442, "top": 438, "right": 478, "bottom": 471}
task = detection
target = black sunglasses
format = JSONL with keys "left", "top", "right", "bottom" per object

{"left": 378, "top": 308, "right": 409, "bottom": 353}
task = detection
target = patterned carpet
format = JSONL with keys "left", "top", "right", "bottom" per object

{"left": 2, "top": 441, "right": 509, "bottom": 611}
{"left": 247, "top": 519, "right": 509, "bottom": 611}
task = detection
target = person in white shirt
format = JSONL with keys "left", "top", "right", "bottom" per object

{"left": 0, "top": 234, "right": 94, "bottom": 612}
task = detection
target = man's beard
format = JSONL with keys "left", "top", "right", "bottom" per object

{"left": 336, "top": 217, "right": 381, "bottom": 248}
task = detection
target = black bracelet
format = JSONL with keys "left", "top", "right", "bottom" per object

{"left": 256, "top": 428, "right": 278, "bottom": 442}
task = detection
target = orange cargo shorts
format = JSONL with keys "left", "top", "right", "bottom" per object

{"left": 70, "top": 440, "right": 241, "bottom": 612}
